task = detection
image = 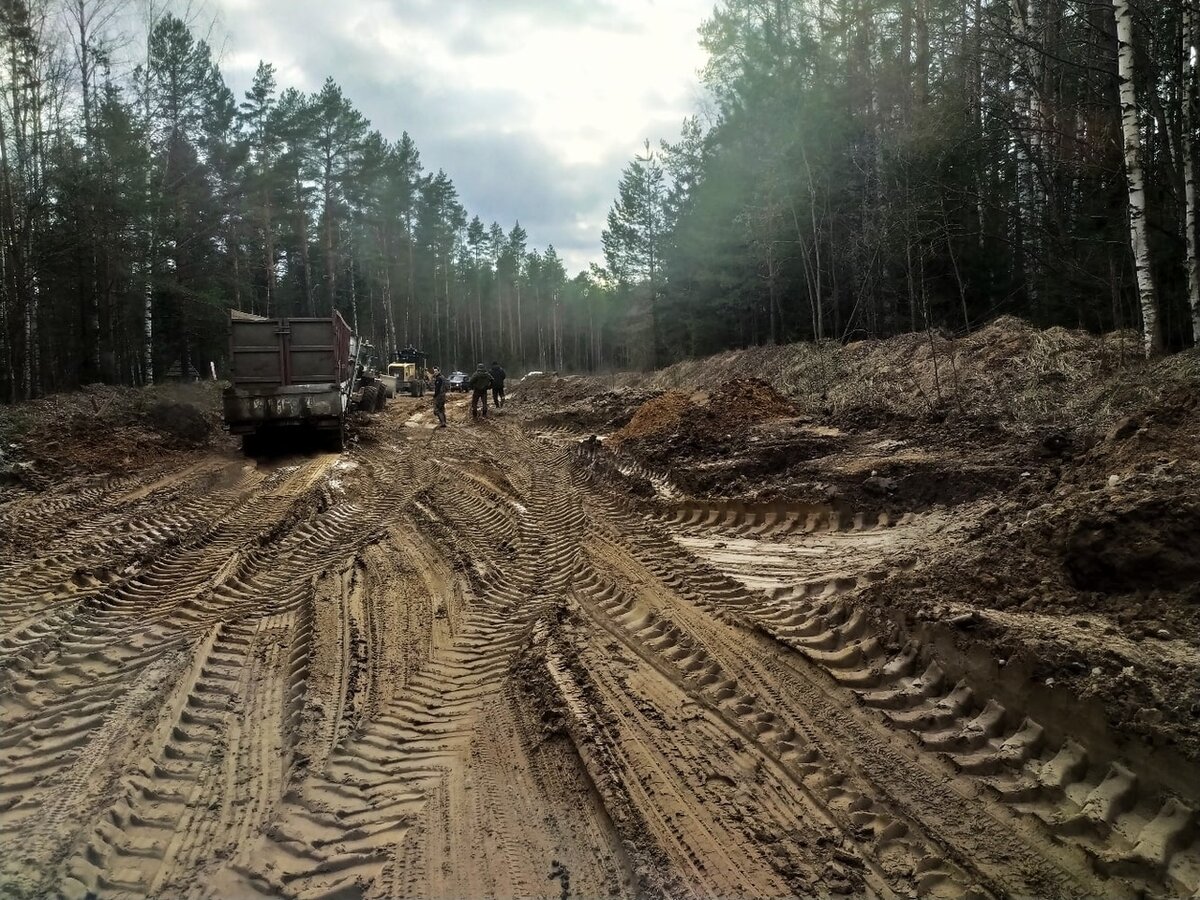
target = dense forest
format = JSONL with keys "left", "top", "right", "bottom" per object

{"left": 0, "top": 2, "right": 583, "bottom": 399}
{"left": 0, "top": 0, "right": 1197, "bottom": 399}
{"left": 605, "top": 0, "right": 1200, "bottom": 368}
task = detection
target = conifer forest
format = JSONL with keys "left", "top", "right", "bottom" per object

{"left": 0, "top": 0, "right": 1196, "bottom": 391}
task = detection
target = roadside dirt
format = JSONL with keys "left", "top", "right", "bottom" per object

{"left": 1, "top": 324, "right": 1198, "bottom": 900}
{"left": 0, "top": 383, "right": 229, "bottom": 497}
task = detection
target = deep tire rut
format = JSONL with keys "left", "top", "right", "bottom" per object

{"left": 1, "top": 417, "right": 1193, "bottom": 899}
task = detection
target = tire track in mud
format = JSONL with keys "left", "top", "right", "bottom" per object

{"left": 533, "top": 609, "right": 841, "bottom": 898}
{"left": 58, "top": 614, "right": 295, "bottom": 900}
{"left": 746, "top": 585, "right": 1200, "bottom": 898}
{"left": 8, "top": 413, "right": 1194, "bottom": 899}
{"left": 208, "top": 440, "right": 585, "bottom": 899}
{"left": 570, "top": 443, "right": 1197, "bottom": 899}
{"left": 0, "top": 449, "right": 428, "bottom": 897}
{"left": 0, "top": 458, "right": 328, "bottom": 720}
{"left": 389, "top": 663, "right": 636, "bottom": 899}
{"left": 0, "top": 464, "right": 267, "bottom": 640}
{"left": 0, "top": 472, "right": 150, "bottom": 547}
{"left": 0, "top": 461, "right": 317, "bottom": 896}
{"left": 0, "top": 460, "right": 227, "bottom": 564}
{"left": 51, "top": 451, "right": 430, "bottom": 896}
{"left": 649, "top": 498, "right": 1200, "bottom": 897}
{"left": 564, "top": 544, "right": 979, "bottom": 898}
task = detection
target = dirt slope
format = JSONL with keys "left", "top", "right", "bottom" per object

{"left": 0, "top": 330, "right": 1198, "bottom": 899}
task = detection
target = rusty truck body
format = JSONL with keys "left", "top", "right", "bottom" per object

{"left": 223, "top": 310, "right": 361, "bottom": 451}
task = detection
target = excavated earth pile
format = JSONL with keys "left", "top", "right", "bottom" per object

{"left": 0, "top": 383, "right": 227, "bottom": 498}
{"left": 0, "top": 322, "right": 1198, "bottom": 900}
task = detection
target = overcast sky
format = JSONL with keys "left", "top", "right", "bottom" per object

{"left": 211, "top": 0, "right": 714, "bottom": 274}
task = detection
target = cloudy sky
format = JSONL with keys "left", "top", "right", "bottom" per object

{"left": 212, "top": 0, "right": 714, "bottom": 274}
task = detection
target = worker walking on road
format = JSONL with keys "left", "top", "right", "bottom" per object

{"left": 469, "top": 363, "right": 493, "bottom": 420}
{"left": 489, "top": 361, "right": 507, "bottom": 409}
{"left": 431, "top": 367, "right": 448, "bottom": 428}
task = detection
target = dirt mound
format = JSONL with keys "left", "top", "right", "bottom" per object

{"left": 527, "top": 389, "right": 656, "bottom": 431}
{"left": 612, "top": 390, "right": 691, "bottom": 442}
{"left": 606, "top": 380, "right": 810, "bottom": 498}
{"left": 613, "top": 379, "right": 797, "bottom": 447}
{"left": 511, "top": 373, "right": 600, "bottom": 411}
{"left": 0, "top": 382, "right": 227, "bottom": 483}
{"left": 147, "top": 401, "right": 215, "bottom": 444}
{"left": 708, "top": 377, "right": 797, "bottom": 423}
{"left": 535, "top": 317, "right": 1196, "bottom": 439}
{"left": 1065, "top": 494, "right": 1200, "bottom": 593}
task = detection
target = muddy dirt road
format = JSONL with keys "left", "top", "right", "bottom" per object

{"left": 1, "top": 395, "right": 1196, "bottom": 899}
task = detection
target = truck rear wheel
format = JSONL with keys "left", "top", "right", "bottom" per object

{"left": 374, "top": 387, "right": 387, "bottom": 411}
{"left": 360, "top": 384, "right": 378, "bottom": 413}
{"left": 328, "top": 419, "right": 346, "bottom": 452}
{"left": 241, "top": 432, "right": 260, "bottom": 457}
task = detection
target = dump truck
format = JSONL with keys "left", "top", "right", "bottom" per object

{"left": 223, "top": 310, "right": 385, "bottom": 453}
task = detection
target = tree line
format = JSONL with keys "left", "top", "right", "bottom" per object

{"left": 0, "top": 1, "right": 614, "bottom": 401}
{"left": 3, "top": 0, "right": 1196, "bottom": 402}
{"left": 601, "top": 0, "right": 1200, "bottom": 368}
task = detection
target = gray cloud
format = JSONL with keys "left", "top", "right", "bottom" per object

{"left": 211, "top": 0, "right": 711, "bottom": 273}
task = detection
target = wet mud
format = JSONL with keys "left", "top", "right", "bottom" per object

{"left": 0, "top": 392, "right": 1197, "bottom": 899}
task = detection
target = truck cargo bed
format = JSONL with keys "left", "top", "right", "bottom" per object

{"left": 223, "top": 312, "right": 356, "bottom": 437}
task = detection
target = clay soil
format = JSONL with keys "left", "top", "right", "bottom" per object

{"left": 1, "top": 323, "right": 1199, "bottom": 900}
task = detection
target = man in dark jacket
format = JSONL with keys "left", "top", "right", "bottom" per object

{"left": 431, "top": 367, "right": 447, "bottom": 428}
{"left": 468, "top": 363, "right": 492, "bottom": 419}
{"left": 489, "top": 361, "right": 506, "bottom": 408}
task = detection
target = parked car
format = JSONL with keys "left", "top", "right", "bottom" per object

{"left": 447, "top": 371, "right": 470, "bottom": 392}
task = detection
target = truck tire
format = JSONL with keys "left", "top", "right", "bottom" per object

{"left": 410, "top": 383, "right": 419, "bottom": 398}
{"left": 361, "top": 384, "right": 379, "bottom": 413}
{"left": 241, "top": 432, "right": 260, "bottom": 457}
{"left": 327, "top": 419, "right": 346, "bottom": 452}
{"left": 374, "top": 386, "right": 387, "bottom": 411}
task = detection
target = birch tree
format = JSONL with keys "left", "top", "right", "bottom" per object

{"left": 1185, "top": 0, "right": 1200, "bottom": 343}
{"left": 1113, "top": 0, "right": 1160, "bottom": 355}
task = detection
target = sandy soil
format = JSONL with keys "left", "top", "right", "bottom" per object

{"left": 0, "top": 364, "right": 1197, "bottom": 898}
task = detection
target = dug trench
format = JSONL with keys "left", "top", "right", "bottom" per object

{"left": 0, "top": 352, "right": 1194, "bottom": 899}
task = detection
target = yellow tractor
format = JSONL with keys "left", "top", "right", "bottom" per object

{"left": 387, "top": 360, "right": 427, "bottom": 397}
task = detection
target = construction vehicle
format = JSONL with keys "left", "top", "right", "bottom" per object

{"left": 222, "top": 310, "right": 386, "bottom": 453}
{"left": 388, "top": 346, "right": 430, "bottom": 396}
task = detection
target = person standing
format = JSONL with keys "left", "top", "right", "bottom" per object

{"left": 468, "top": 363, "right": 493, "bottom": 419}
{"left": 431, "top": 367, "right": 448, "bottom": 428}
{"left": 489, "top": 361, "right": 507, "bottom": 409}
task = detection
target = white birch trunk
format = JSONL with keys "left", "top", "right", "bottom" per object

{"left": 23, "top": 286, "right": 33, "bottom": 400}
{"left": 383, "top": 260, "right": 398, "bottom": 358}
{"left": 1114, "top": 0, "right": 1160, "bottom": 355}
{"left": 1185, "top": 0, "right": 1200, "bottom": 342}
{"left": 142, "top": 199, "right": 158, "bottom": 385}
{"left": 1011, "top": 0, "right": 1041, "bottom": 306}
{"left": 348, "top": 242, "right": 359, "bottom": 336}
{"left": 142, "top": 267, "right": 153, "bottom": 384}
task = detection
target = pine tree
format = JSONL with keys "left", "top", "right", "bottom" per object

{"left": 602, "top": 142, "right": 666, "bottom": 368}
